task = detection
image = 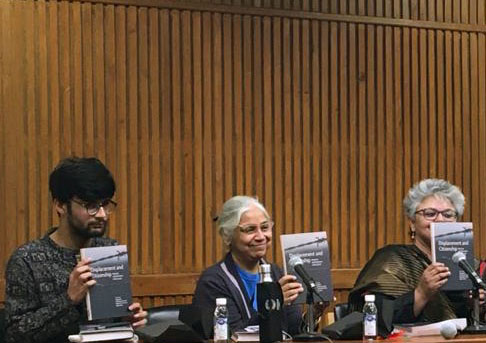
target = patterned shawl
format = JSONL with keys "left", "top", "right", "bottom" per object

{"left": 348, "top": 244, "right": 458, "bottom": 322}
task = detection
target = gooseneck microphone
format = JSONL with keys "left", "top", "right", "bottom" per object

{"left": 288, "top": 256, "right": 326, "bottom": 303}
{"left": 451, "top": 251, "right": 486, "bottom": 289}
{"left": 288, "top": 256, "right": 329, "bottom": 341}
{"left": 288, "top": 256, "right": 318, "bottom": 291}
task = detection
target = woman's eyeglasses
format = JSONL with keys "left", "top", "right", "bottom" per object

{"left": 414, "top": 208, "right": 458, "bottom": 221}
{"left": 237, "top": 221, "right": 274, "bottom": 235}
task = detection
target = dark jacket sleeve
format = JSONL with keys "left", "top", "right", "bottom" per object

{"left": 192, "top": 268, "right": 258, "bottom": 333}
{"left": 5, "top": 254, "right": 81, "bottom": 343}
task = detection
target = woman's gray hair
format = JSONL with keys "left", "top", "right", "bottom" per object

{"left": 403, "top": 178, "right": 465, "bottom": 219}
{"left": 217, "top": 195, "right": 270, "bottom": 245}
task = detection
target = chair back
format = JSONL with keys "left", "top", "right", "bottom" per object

{"left": 147, "top": 304, "right": 188, "bottom": 324}
{"left": 333, "top": 302, "right": 350, "bottom": 321}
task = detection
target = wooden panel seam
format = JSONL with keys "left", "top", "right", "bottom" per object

{"left": 39, "top": 0, "right": 486, "bottom": 34}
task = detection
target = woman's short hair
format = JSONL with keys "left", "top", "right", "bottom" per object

{"left": 403, "top": 178, "right": 465, "bottom": 219}
{"left": 217, "top": 195, "right": 270, "bottom": 245}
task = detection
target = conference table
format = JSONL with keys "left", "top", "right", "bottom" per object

{"left": 133, "top": 335, "right": 486, "bottom": 343}
{"left": 334, "top": 334, "right": 486, "bottom": 343}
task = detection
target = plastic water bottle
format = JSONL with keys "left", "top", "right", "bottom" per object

{"left": 214, "top": 297, "right": 229, "bottom": 343}
{"left": 362, "top": 294, "right": 377, "bottom": 341}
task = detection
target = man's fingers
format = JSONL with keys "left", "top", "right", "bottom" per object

{"left": 72, "top": 265, "right": 91, "bottom": 278}
{"left": 133, "top": 310, "right": 147, "bottom": 320}
{"left": 76, "top": 258, "right": 92, "bottom": 267}
{"left": 129, "top": 302, "right": 142, "bottom": 312}
{"left": 85, "top": 279, "right": 96, "bottom": 287}
{"left": 79, "top": 272, "right": 93, "bottom": 281}
{"left": 132, "top": 319, "right": 148, "bottom": 328}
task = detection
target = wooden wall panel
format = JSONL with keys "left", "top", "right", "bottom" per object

{"left": 1, "top": 0, "right": 486, "bottom": 312}
{"left": 187, "top": 0, "right": 486, "bottom": 25}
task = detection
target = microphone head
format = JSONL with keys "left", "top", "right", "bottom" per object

{"left": 288, "top": 255, "right": 303, "bottom": 268}
{"left": 452, "top": 251, "right": 466, "bottom": 264}
{"left": 440, "top": 322, "right": 457, "bottom": 339}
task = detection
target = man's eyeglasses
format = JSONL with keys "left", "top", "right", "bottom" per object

{"left": 237, "top": 221, "right": 274, "bottom": 235}
{"left": 415, "top": 208, "right": 458, "bottom": 221}
{"left": 71, "top": 198, "right": 117, "bottom": 216}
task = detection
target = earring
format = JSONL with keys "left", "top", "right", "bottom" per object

{"left": 409, "top": 228, "right": 416, "bottom": 240}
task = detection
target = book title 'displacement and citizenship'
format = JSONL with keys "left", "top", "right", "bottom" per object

{"left": 92, "top": 264, "right": 125, "bottom": 278}
{"left": 437, "top": 240, "right": 470, "bottom": 252}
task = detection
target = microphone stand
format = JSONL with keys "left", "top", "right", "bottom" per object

{"left": 463, "top": 286, "right": 486, "bottom": 334}
{"left": 293, "top": 284, "right": 329, "bottom": 341}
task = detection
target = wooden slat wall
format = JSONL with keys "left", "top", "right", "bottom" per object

{"left": 1, "top": 0, "right": 486, "bottom": 310}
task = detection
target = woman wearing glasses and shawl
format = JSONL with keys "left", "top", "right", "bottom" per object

{"left": 348, "top": 178, "right": 476, "bottom": 323}
{"left": 192, "top": 196, "right": 324, "bottom": 335}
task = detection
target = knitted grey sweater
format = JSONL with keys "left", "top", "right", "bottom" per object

{"left": 4, "top": 228, "right": 117, "bottom": 343}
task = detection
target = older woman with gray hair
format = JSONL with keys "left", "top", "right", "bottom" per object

{"left": 192, "top": 195, "right": 319, "bottom": 335}
{"left": 349, "top": 178, "right": 471, "bottom": 324}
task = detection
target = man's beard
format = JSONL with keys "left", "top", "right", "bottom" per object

{"left": 67, "top": 214, "right": 107, "bottom": 239}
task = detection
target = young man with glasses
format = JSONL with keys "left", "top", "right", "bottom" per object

{"left": 4, "top": 157, "right": 147, "bottom": 343}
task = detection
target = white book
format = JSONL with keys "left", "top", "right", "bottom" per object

{"left": 69, "top": 323, "right": 135, "bottom": 342}
{"left": 231, "top": 326, "right": 260, "bottom": 342}
{"left": 395, "top": 318, "right": 467, "bottom": 337}
{"left": 231, "top": 326, "right": 288, "bottom": 342}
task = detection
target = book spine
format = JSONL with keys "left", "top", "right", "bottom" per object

{"left": 280, "top": 238, "right": 288, "bottom": 275}
{"left": 86, "top": 291, "right": 93, "bottom": 321}
{"left": 430, "top": 224, "right": 437, "bottom": 263}
{"left": 80, "top": 249, "right": 93, "bottom": 321}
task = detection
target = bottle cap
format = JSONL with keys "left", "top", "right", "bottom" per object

{"left": 260, "top": 264, "right": 272, "bottom": 274}
{"left": 364, "top": 294, "right": 375, "bottom": 302}
{"left": 259, "top": 264, "right": 273, "bottom": 283}
{"left": 216, "top": 298, "right": 227, "bottom": 305}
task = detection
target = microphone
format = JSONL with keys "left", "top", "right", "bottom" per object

{"left": 440, "top": 322, "right": 457, "bottom": 339}
{"left": 288, "top": 256, "right": 329, "bottom": 341}
{"left": 288, "top": 256, "right": 318, "bottom": 292}
{"left": 452, "top": 251, "right": 486, "bottom": 289}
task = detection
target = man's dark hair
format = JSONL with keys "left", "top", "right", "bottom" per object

{"left": 49, "top": 157, "right": 116, "bottom": 203}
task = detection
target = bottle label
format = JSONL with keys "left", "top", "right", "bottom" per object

{"left": 363, "top": 314, "right": 377, "bottom": 336}
{"left": 264, "top": 298, "right": 281, "bottom": 311}
{"left": 214, "top": 319, "right": 228, "bottom": 340}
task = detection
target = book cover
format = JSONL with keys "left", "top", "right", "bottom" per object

{"left": 280, "top": 231, "right": 333, "bottom": 304}
{"left": 80, "top": 245, "right": 132, "bottom": 321}
{"left": 430, "top": 222, "right": 474, "bottom": 291}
